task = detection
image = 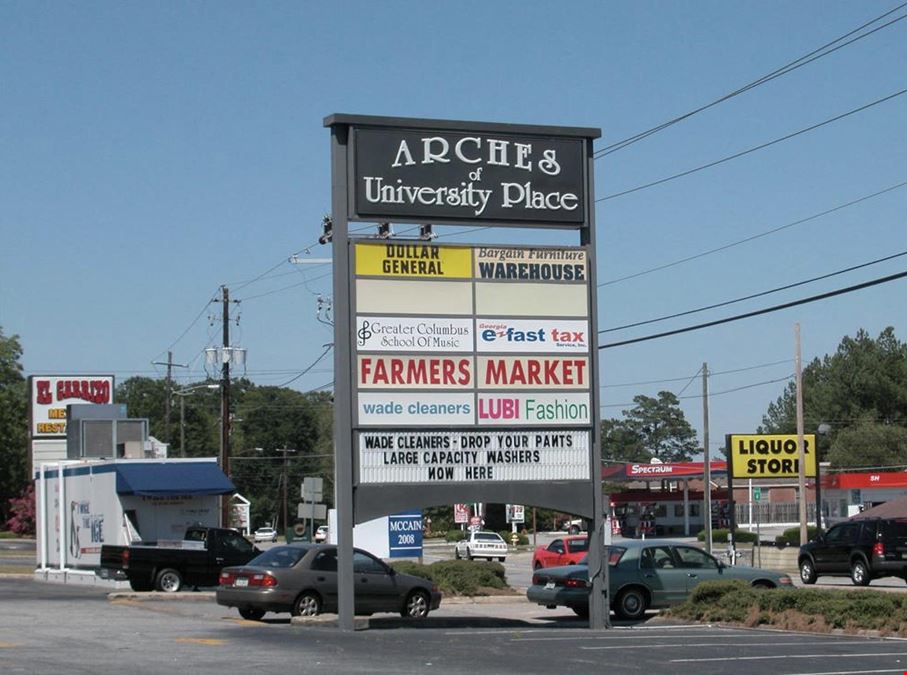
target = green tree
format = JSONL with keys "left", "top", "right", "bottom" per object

{"left": 761, "top": 327, "right": 907, "bottom": 463}
{"left": 603, "top": 391, "right": 700, "bottom": 463}
{"left": 230, "top": 386, "right": 333, "bottom": 530}
{"left": 826, "top": 415, "right": 907, "bottom": 469}
{"left": 0, "top": 327, "right": 28, "bottom": 525}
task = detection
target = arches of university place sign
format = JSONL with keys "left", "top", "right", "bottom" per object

{"left": 325, "top": 113, "right": 605, "bottom": 629}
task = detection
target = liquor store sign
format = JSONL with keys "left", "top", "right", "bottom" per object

{"left": 728, "top": 434, "right": 817, "bottom": 479}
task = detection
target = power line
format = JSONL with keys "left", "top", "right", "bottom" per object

{"left": 600, "top": 268, "right": 907, "bottom": 349}
{"left": 601, "top": 248, "right": 907, "bottom": 334}
{"left": 600, "top": 359, "right": 791, "bottom": 389}
{"left": 600, "top": 374, "right": 791, "bottom": 410}
{"left": 274, "top": 345, "right": 333, "bottom": 388}
{"left": 599, "top": 179, "right": 907, "bottom": 287}
{"left": 158, "top": 288, "right": 221, "bottom": 356}
{"left": 594, "top": 4, "right": 907, "bottom": 157}
{"left": 598, "top": 87, "right": 907, "bottom": 202}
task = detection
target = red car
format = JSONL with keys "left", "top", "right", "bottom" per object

{"left": 531, "top": 535, "right": 590, "bottom": 570}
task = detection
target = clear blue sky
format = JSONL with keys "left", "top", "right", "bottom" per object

{"left": 2, "top": 1, "right": 906, "bottom": 457}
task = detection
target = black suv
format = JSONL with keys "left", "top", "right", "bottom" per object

{"left": 798, "top": 518, "right": 907, "bottom": 586}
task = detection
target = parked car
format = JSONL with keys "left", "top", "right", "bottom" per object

{"left": 253, "top": 527, "right": 278, "bottom": 543}
{"left": 99, "top": 527, "right": 258, "bottom": 592}
{"left": 561, "top": 518, "right": 586, "bottom": 535}
{"left": 216, "top": 544, "right": 442, "bottom": 621}
{"left": 527, "top": 540, "right": 793, "bottom": 620}
{"left": 532, "top": 535, "right": 589, "bottom": 570}
{"left": 798, "top": 517, "right": 907, "bottom": 586}
{"left": 314, "top": 525, "right": 328, "bottom": 543}
{"left": 455, "top": 531, "right": 508, "bottom": 562}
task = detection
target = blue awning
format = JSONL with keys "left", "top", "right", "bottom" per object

{"left": 114, "top": 462, "right": 235, "bottom": 496}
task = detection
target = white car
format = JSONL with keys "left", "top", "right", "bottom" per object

{"left": 253, "top": 527, "right": 278, "bottom": 543}
{"left": 455, "top": 531, "right": 508, "bottom": 562}
{"left": 314, "top": 525, "right": 328, "bottom": 543}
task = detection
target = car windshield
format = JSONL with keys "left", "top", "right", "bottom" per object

{"left": 577, "top": 547, "right": 626, "bottom": 567}
{"left": 248, "top": 546, "right": 309, "bottom": 568}
{"left": 476, "top": 533, "right": 503, "bottom": 542}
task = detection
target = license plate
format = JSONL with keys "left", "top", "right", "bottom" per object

{"left": 235, "top": 578, "right": 249, "bottom": 587}
{"left": 545, "top": 581, "right": 555, "bottom": 590}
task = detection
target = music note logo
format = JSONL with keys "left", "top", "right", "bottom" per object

{"left": 357, "top": 320, "right": 373, "bottom": 346}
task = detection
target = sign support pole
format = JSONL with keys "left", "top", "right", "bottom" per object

{"left": 330, "top": 124, "right": 356, "bottom": 631}
{"left": 583, "top": 140, "right": 607, "bottom": 630}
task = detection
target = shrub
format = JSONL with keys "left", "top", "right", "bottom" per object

{"left": 445, "top": 529, "right": 467, "bottom": 543}
{"left": 6, "top": 484, "right": 35, "bottom": 536}
{"left": 774, "top": 526, "right": 821, "bottom": 548}
{"left": 696, "top": 528, "right": 757, "bottom": 544}
{"left": 390, "top": 559, "right": 507, "bottom": 596}
{"left": 667, "top": 580, "right": 907, "bottom": 633}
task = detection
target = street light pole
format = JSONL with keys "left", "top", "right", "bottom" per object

{"left": 280, "top": 447, "right": 297, "bottom": 537}
{"left": 172, "top": 384, "right": 220, "bottom": 458}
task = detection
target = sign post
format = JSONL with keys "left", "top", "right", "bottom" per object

{"left": 324, "top": 114, "right": 602, "bottom": 630}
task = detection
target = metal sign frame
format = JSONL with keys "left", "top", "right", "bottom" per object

{"left": 325, "top": 113, "right": 604, "bottom": 630}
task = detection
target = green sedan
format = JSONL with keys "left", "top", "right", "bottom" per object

{"left": 527, "top": 539, "right": 793, "bottom": 620}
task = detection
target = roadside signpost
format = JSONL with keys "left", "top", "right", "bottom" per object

{"left": 325, "top": 114, "right": 602, "bottom": 630}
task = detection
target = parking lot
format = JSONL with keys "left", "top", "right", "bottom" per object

{"left": 4, "top": 576, "right": 907, "bottom": 674}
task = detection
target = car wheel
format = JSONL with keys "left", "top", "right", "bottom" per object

{"left": 799, "top": 558, "right": 817, "bottom": 584}
{"left": 155, "top": 568, "right": 183, "bottom": 593}
{"left": 851, "top": 559, "right": 871, "bottom": 586}
{"left": 533, "top": 561, "right": 542, "bottom": 570}
{"left": 615, "top": 587, "right": 647, "bottom": 621}
{"left": 751, "top": 581, "right": 774, "bottom": 590}
{"left": 467, "top": 548, "right": 473, "bottom": 561}
{"left": 401, "top": 589, "right": 431, "bottom": 619}
{"left": 498, "top": 557, "right": 506, "bottom": 562}
{"left": 571, "top": 605, "right": 589, "bottom": 618}
{"left": 238, "top": 608, "right": 265, "bottom": 621}
{"left": 292, "top": 591, "right": 322, "bottom": 617}
{"left": 455, "top": 548, "right": 461, "bottom": 560}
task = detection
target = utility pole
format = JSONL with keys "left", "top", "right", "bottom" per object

{"left": 152, "top": 352, "right": 187, "bottom": 446}
{"left": 702, "top": 362, "right": 712, "bottom": 554}
{"left": 220, "top": 286, "right": 232, "bottom": 528}
{"left": 795, "top": 323, "right": 807, "bottom": 546}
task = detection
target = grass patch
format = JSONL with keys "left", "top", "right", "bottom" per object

{"left": 391, "top": 559, "right": 512, "bottom": 596}
{"left": 0, "top": 532, "right": 31, "bottom": 540}
{"left": 665, "top": 580, "right": 907, "bottom": 635}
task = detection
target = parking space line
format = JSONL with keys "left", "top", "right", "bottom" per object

{"left": 580, "top": 640, "right": 876, "bottom": 650}
{"left": 784, "top": 670, "right": 907, "bottom": 675}
{"left": 672, "top": 652, "right": 907, "bottom": 663}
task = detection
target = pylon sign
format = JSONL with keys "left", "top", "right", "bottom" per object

{"left": 325, "top": 114, "right": 605, "bottom": 629}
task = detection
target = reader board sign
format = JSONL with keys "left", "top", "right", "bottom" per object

{"left": 507, "top": 504, "right": 525, "bottom": 523}
{"left": 388, "top": 511, "right": 423, "bottom": 558}
{"left": 29, "top": 375, "right": 114, "bottom": 438}
{"left": 350, "top": 127, "right": 587, "bottom": 226}
{"left": 729, "top": 434, "right": 817, "bottom": 479}
{"left": 359, "top": 430, "right": 590, "bottom": 484}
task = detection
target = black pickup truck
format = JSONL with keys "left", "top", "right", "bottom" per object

{"left": 99, "top": 527, "right": 259, "bottom": 592}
